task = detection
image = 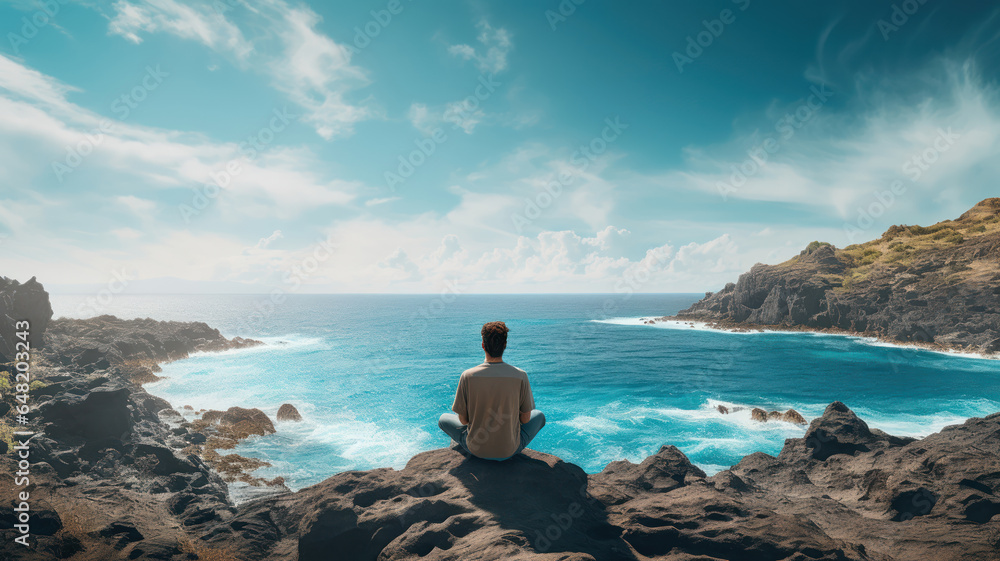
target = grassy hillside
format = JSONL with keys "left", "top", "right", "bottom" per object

{"left": 782, "top": 198, "right": 1000, "bottom": 292}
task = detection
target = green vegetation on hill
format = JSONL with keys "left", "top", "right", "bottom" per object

{"left": 790, "top": 199, "right": 1000, "bottom": 293}
{"left": 801, "top": 241, "right": 832, "bottom": 255}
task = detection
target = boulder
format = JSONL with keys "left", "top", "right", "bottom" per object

{"left": 803, "top": 401, "right": 877, "bottom": 460}
{"left": 202, "top": 410, "right": 225, "bottom": 424}
{"left": 219, "top": 407, "right": 276, "bottom": 438}
{"left": 782, "top": 408, "right": 807, "bottom": 425}
{"left": 750, "top": 408, "right": 768, "bottom": 422}
{"left": 276, "top": 403, "right": 302, "bottom": 422}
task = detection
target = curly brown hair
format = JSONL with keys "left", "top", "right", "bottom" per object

{"left": 481, "top": 321, "right": 509, "bottom": 358}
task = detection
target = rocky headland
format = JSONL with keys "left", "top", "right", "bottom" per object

{"left": 2, "top": 277, "right": 999, "bottom": 560}
{"left": 659, "top": 198, "right": 1000, "bottom": 356}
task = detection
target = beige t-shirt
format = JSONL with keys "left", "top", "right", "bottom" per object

{"left": 451, "top": 361, "right": 535, "bottom": 459}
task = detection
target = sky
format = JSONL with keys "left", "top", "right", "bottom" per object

{"left": 1, "top": 0, "right": 999, "bottom": 294}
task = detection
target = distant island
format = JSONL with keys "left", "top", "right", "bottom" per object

{"left": 657, "top": 198, "right": 1000, "bottom": 357}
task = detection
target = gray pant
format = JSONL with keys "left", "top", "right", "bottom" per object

{"left": 438, "top": 410, "right": 546, "bottom": 460}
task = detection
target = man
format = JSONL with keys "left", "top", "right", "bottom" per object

{"left": 438, "top": 321, "right": 545, "bottom": 460}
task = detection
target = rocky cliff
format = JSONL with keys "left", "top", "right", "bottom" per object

{"left": 0, "top": 276, "right": 53, "bottom": 363}
{"left": 667, "top": 198, "right": 1000, "bottom": 354}
{"left": 0, "top": 279, "right": 269, "bottom": 560}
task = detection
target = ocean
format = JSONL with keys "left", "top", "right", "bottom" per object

{"left": 50, "top": 293, "right": 1000, "bottom": 492}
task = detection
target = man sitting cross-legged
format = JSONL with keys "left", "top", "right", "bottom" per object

{"left": 438, "top": 321, "right": 545, "bottom": 460}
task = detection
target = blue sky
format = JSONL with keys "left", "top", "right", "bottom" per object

{"left": 2, "top": 0, "right": 999, "bottom": 293}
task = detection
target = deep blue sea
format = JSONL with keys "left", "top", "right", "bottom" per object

{"left": 51, "top": 294, "right": 1000, "bottom": 492}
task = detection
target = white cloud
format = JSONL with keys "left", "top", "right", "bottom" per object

{"left": 0, "top": 54, "right": 358, "bottom": 220}
{"left": 448, "top": 20, "right": 512, "bottom": 74}
{"left": 365, "top": 196, "right": 400, "bottom": 207}
{"left": 255, "top": 229, "right": 283, "bottom": 249}
{"left": 105, "top": 0, "right": 371, "bottom": 140}
{"left": 397, "top": 19, "right": 515, "bottom": 136}
{"left": 108, "top": 0, "right": 253, "bottom": 58}
{"left": 111, "top": 227, "right": 143, "bottom": 240}
{"left": 0, "top": 54, "right": 82, "bottom": 116}
{"left": 117, "top": 195, "right": 156, "bottom": 215}
{"left": 268, "top": 4, "right": 371, "bottom": 139}
{"left": 662, "top": 59, "right": 1000, "bottom": 234}
{"left": 407, "top": 103, "right": 433, "bottom": 134}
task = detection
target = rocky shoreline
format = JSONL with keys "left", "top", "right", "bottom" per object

{"left": 663, "top": 199, "right": 1000, "bottom": 357}
{"left": 643, "top": 317, "right": 998, "bottom": 360}
{"left": 2, "top": 278, "right": 999, "bottom": 560}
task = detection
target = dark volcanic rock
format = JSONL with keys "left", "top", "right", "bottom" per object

{"left": 590, "top": 445, "right": 706, "bottom": 505}
{"left": 669, "top": 199, "right": 1000, "bottom": 354}
{"left": 206, "top": 448, "right": 634, "bottom": 561}
{"left": 198, "top": 403, "right": 1000, "bottom": 561}
{"left": 44, "top": 314, "right": 262, "bottom": 371}
{"left": 0, "top": 275, "right": 53, "bottom": 362}
{"left": 276, "top": 403, "right": 303, "bottom": 422}
{"left": 39, "top": 387, "right": 133, "bottom": 441}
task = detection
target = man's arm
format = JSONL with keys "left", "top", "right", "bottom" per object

{"left": 452, "top": 374, "right": 470, "bottom": 425}
{"left": 519, "top": 372, "right": 535, "bottom": 424}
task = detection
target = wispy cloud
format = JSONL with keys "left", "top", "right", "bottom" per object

{"left": 365, "top": 196, "right": 401, "bottom": 207}
{"left": 116, "top": 195, "right": 156, "bottom": 215}
{"left": 660, "top": 59, "right": 1000, "bottom": 230}
{"left": 448, "top": 19, "right": 513, "bottom": 74}
{"left": 108, "top": 0, "right": 253, "bottom": 58}
{"left": 0, "top": 54, "right": 359, "bottom": 218}
{"left": 106, "top": 0, "right": 372, "bottom": 140}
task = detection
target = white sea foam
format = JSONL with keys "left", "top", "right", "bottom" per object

{"left": 696, "top": 463, "right": 730, "bottom": 476}
{"left": 595, "top": 317, "right": 999, "bottom": 361}
{"left": 561, "top": 415, "right": 625, "bottom": 435}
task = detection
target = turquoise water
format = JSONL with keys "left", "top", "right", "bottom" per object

{"left": 51, "top": 294, "right": 1000, "bottom": 491}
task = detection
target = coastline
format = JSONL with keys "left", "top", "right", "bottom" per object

{"left": 6, "top": 303, "right": 1000, "bottom": 559}
{"left": 624, "top": 315, "right": 1000, "bottom": 361}
{"left": 143, "top": 314, "right": 999, "bottom": 494}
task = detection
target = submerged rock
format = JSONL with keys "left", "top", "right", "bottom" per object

{"left": 742, "top": 407, "right": 808, "bottom": 425}
{"left": 782, "top": 408, "right": 807, "bottom": 425}
{"left": 276, "top": 403, "right": 302, "bottom": 422}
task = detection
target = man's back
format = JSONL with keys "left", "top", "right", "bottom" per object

{"left": 452, "top": 361, "right": 534, "bottom": 459}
